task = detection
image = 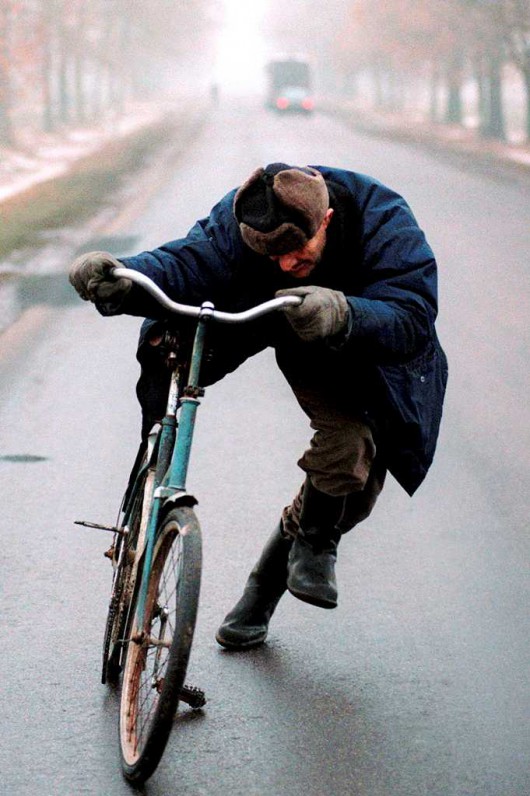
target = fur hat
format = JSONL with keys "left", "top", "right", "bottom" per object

{"left": 233, "top": 162, "right": 329, "bottom": 256}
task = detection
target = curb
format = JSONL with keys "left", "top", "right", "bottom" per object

{"left": 325, "top": 102, "right": 530, "bottom": 185}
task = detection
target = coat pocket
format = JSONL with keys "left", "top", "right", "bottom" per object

{"left": 377, "top": 336, "right": 448, "bottom": 467}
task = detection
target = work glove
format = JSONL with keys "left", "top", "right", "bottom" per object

{"left": 68, "top": 251, "right": 132, "bottom": 308}
{"left": 275, "top": 286, "right": 350, "bottom": 342}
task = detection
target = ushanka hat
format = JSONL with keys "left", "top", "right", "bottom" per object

{"left": 233, "top": 162, "right": 329, "bottom": 256}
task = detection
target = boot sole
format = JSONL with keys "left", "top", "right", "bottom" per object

{"left": 215, "top": 631, "right": 267, "bottom": 651}
{"left": 287, "top": 584, "right": 337, "bottom": 609}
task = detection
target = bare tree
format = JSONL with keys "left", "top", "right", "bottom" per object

{"left": 334, "top": 0, "right": 528, "bottom": 140}
{"left": 0, "top": 0, "right": 221, "bottom": 144}
{"left": 0, "top": 0, "right": 14, "bottom": 145}
{"left": 40, "top": 0, "right": 58, "bottom": 132}
{"left": 499, "top": 0, "right": 530, "bottom": 138}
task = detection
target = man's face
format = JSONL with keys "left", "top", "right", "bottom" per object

{"left": 269, "top": 209, "right": 334, "bottom": 279}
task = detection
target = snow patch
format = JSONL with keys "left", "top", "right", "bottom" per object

{"left": 0, "top": 104, "right": 163, "bottom": 205}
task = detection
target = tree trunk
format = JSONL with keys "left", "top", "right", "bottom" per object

{"left": 476, "top": 56, "right": 489, "bottom": 136}
{"left": 372, "top": 59, "right": 384, "bottom": 109}
{"left": 445, "top": 52, "right": 464, "bottom": 125}
{"left": 523, "top": 63, "right": 530, "bottom": 141}
{"left": 57, "top": 5, "right": 71, "bottom": 126}
{"left": 429, "top": 63, "right": 441, "bottom": 123}
{"left": 73, "top": 34, "right": 85, "bottom": 124}
{"left": 481, "top": 50, "right": 505, "bottom": 140}
{"left": 0, "top": 1, "right": 14, "bottom": 146}
{"left": 74, "top": 1, "right": 88, "bottom": 123}
{"left": 41, "top": 2, "right": 56, "bottom": 132}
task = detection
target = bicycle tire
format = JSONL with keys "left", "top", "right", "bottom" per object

{"left": 119, "top": 506, "right": 202, "bottom": 784}
{"left": 101, "top": 461, "right": 152, "bottom": 685}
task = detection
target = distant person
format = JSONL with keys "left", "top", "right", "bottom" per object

{"left": 69, "top": 162, "right": 448, "bottom": 650}
{"left": 210, "top": 82, "right": 219, "bottom": 104}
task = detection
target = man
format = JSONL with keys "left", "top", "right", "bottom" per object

{"left": 70, "top": 162, "right": 448, "bottom": 650}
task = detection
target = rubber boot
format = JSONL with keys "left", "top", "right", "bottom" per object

{"left": 216, "top": 523, "right": 292, "bottom": 650}
{"left": 287, "top": 479, "right": 344, "bottom": 609}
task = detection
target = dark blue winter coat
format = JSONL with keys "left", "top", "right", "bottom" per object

{"left": 117, "top": 167, "right": 448, "bottom": 496}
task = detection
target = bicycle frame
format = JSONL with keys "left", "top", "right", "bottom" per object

{"left": 134, "top": 303, "right": 213, "bottom": 635}
{"left": 109, "top": 267, "right": 302, "bottom": 637}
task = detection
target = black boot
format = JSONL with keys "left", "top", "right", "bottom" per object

{"left": 287, "top": 479, "right": 344, "bottom": 609}
{"left": 216, "top": 524, "right": 292, "bottom": 650}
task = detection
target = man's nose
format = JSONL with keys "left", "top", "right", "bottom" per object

{"left": 277, "top": 253, "right": 299, "bottom": 272}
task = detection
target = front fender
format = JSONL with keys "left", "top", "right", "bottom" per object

{"left": 161, "top": 490, "right": 198, "bottom": 511}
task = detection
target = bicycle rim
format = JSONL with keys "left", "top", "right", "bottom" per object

{"left": 119, "top": 506, "right": 202, "bottom": 784}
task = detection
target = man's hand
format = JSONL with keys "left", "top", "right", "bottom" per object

{"left": 275, "top": 286, "right": 350, "bottom": 342}
{"left": 69, "top": 251, "right": 132, "bottom": 306}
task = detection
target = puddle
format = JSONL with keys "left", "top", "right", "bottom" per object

{"left": 0, "top": 233, "right": 140, "bottom": 334}
{"left": 17, "top": 272, "right": 80, "bottom": 310}
{"left": 0, "top": 454, "right": 48, "bottom": 463}
{"left": 74, "top": 234, "right": 139, "bottom": 257}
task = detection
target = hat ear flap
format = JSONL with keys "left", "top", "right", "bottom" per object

{"left": 239, "top": 221, "right": 307, "bottom": 256}
{"left": 233, "top": 167, "right": 265, "bottom": 219}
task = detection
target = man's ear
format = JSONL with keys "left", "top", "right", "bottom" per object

{"left": 323, "top": 208, "right": 334, "bottom": 229}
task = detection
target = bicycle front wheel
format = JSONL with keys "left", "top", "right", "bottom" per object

{"left": 119, "top": 506, "right": 202, "bottom": 784}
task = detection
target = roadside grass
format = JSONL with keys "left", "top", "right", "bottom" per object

{"left": 0, "top": 116, "right": 192, "bottom": 261}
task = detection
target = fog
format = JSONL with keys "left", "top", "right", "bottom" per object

{"left": 1, "top": 3, "right": 530, "bottom": 796}
{"left": 1, "top": 0, "right": 529, "bottom": 145}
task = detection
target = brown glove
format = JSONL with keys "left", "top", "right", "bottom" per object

{"left": 69, "top": 251, "right": 131, "bottom": 306}
{"left": 275, "top": 286, "right": 350, "bottom": 342}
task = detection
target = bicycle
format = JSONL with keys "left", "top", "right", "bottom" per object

{"left": 76, "top": 267, "right": 301, "bottom": 784}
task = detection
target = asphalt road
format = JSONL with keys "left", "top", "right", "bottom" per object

{"left": 0, "top": 96, "right": 529, "bottom": 796}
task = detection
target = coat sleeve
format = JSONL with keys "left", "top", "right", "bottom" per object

{"left": 97, "top": 192, "right": 244, "bottom": 319}
{"left": 344, "top": 180, "right": 439, "bottom": 362}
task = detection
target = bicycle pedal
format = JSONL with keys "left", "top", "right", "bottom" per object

{"left": 179, "top": 684, "right": 206, "bottom": 710}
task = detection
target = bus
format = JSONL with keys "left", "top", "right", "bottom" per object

{"left": 265, "top": 56, "right": 314, "bottom": 113}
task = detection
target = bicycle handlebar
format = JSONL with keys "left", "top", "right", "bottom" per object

{"left": 112, "top": 267, "right": 302, "bottom": 323}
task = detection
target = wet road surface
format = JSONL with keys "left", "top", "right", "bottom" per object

{"left": 0, "top": 96, "right": 529, "bottom": 795}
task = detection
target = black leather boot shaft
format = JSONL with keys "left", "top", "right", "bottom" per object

{"left": 216, "top": 523, "right": 292, "bottom": 649}
{"left": 287, "top": 479, "right": 344, "bottom": 609}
